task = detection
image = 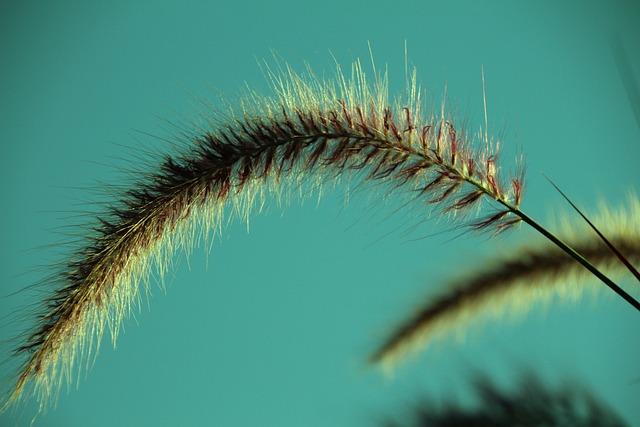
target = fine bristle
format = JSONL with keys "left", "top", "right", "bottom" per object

{"left": 2, "top": 59, "right": 524, "bottom": 412}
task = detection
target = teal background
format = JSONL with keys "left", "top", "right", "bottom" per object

{"left": 1, "top": 1, "right": 639, "bottom": 425}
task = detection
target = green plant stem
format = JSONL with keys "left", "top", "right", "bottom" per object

{"left": 442, "top": 157, "right": 639, "bottom": 311}
{"left": 511, "top": 207, "right": 640, "bottom": 312}
{"left": 542, "top": 175, "right": 640, "bottom": 282}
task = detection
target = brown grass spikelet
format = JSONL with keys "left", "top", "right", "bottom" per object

{"left": 2, "top": 58, "right": 525, "bottom": 412}
{"left": 370, "top": 194, "right": 640, "bottom": 372}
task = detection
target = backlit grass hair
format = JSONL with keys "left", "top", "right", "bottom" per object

{"left": 2, "top": 59, "right": 524, "bottom": 412}
{"left": 2, "top": 56, "right": 635, "bottom": 413}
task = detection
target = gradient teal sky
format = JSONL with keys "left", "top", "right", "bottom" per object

{"left": 1, "top": 1, "right": 639, "bottom": 426}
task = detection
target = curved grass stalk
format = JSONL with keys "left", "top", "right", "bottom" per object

{"left": 1, "top": 57, "right": 635, "bottom": 413}
{"left": 2, "top": 60, "right": 524, "bottom": 412}
{"left": 370, "top": 195, "right": 640, "bottom": 371}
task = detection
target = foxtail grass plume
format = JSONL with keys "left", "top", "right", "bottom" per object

{"left": 370, "top": 194, "right": 640, "bottom": 372}
{"left": 2, "top": 59, "right": 525, "bottom": 412}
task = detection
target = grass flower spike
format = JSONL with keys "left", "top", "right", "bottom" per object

{"left": 5, "top": 56, "right": 637, "bottom": 414}
{"left": 3, "top": 59, "right": 524, "bottom": 412}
